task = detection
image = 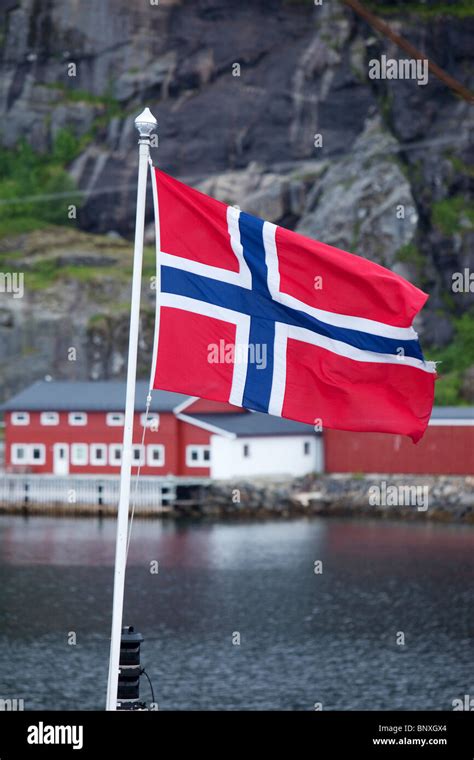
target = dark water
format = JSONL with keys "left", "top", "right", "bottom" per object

{"left": 0, "top": 515, "right": 473, "bottom": 711}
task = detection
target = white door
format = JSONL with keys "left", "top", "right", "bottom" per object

{"left": 53, "top": 443, "right": 69, "bottom": 475}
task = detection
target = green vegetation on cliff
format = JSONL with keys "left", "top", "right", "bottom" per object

{"left": 43, "top": 84, "right": 122, "bottom": 115}
{"left": 432, "top": 196, "right": 474, "bottom": 236}
{"left": 0, "top": 130, "right": 83, "bottom": 237}
{"left": 430, "top": 312, "right": 474, "bottom": 405}
{"left": 0, "top": 225, "right": 156, "bottom": 291}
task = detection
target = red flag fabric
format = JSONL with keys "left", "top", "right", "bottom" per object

{"left": 150, "top": 168, "right": 436, "bottom": 442}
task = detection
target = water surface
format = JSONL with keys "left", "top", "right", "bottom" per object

{"left": 0, "top": 515, "right": 472, "bottom": 710}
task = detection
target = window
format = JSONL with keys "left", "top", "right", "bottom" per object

{"left": 147, "top": 445, "right": 165, "bottom": 467}
{"left": 106, "top": 412, "right": 124, "bottom": 426}
{"left": 11, "top": 412, "right": 29, "bottom": 426}
{"left": 41, "top": 411, "right": 59, "bottom": 426}
{"left": 132, "top": 445, "right": 145, "bottom": 466}
{"left": 11, "top": 444, "right": 27, "bottom": 464}
{"left": 243, "top": 444, "right": 250, "bottom": 458}
{"left": 71, "top": 443, "right": 88, "bottom": 466}
{"left": 69, "top": 412, "right": 87, "bottom": 426}
{"left": 11, "top": 443, "right": 45, "bottom": 465}
{"left": 186, "top": 445, "right": 211, "bottom": 467}
{"left": 304, "top": 441, "right": 311, "bottom": 456}
{"left": 30, "top": 445, "right": 45, "bottom": 464}
{"left": 90, "top": 444, "right": 107, "bottom": 465}
{"left": 141, "top": 412, "right": 160, "bottom": 429}
{"left": 109, "top": 444, "right": 122, "bottom": 466}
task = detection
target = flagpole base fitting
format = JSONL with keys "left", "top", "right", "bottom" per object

{"left": 117, "top": 626, "right": 148, "bottom": 709}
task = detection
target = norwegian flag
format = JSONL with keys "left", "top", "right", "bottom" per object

{"left": 150, "top": 168, "right": 436, "bottom": 442}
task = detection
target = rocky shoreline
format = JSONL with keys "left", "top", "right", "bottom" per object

{"left": 172, "top": 474, "right": 474, "bottom": 523}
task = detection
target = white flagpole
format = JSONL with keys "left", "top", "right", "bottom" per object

{"left": 106, "top": 107, "right": 157, "bottom": 711}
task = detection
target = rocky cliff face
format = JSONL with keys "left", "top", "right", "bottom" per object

{"left": 0, "top": 0, "right": 473, "bottom": 401}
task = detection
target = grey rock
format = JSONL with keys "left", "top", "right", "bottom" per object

{"left": 0, "top": 308, "right": 14, "bottom": 327}
{"left": 50, "top": 102, "right": 97, "bottom": 143}
{"left": 296, "top": 117, "right": 417, "bottom": 268}
{"left": 113, "top": 52, "right": 177, "bottom": 103}
{"left": 0, "top": 0, "right": 472, "bottom": 397}
{"left": 461, "top": 366, "right": 474, "bottom": 403}
{"left": 55, "top": 254, "right": 118, "bottom": 267}
{"left": 197, "top": 163, "right": 306, "bottom": 224}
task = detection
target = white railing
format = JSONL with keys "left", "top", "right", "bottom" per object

{"left": 0, "top": 473, "right": 186, "bottom": 512}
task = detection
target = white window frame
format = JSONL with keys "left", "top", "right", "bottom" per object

{"left": 11, "top": 443, "right": 28, "bottom": 464}
{"left": 90, "top": 443, "right": 107, "bottom": 466}
{"left": 132, "top": 444, "right": 145, "bottom": 466}
{"left": 40, "top": 411, "right": 59, "bottom": 426}
{"left": 11, "top": 412, "right": 30, "bottom": 426}
{"left": 71, "top": 443, "right": 88, "bottom": 466}
{"left": 147, "top": 444, "right": 165, "bottom": 467}
{"left": 30, "top": 444, "right": 46, "bottom": 465}
{"left": 106, "top": 412, "right": 125, "bottom": 426}
{"left": 11, "top": 443, "right": 46, "bottom": 465}
{"left": 109, "top": 444, "right": 122, "bottom": 467}
{"left": 186, "top": 445, "right": 211, "bottom": 467}
{"left": 69, "top": 412, "right": 87, "bottom": 426}
{"left": 141, "top": 412, "right": 160, "bottom": 429}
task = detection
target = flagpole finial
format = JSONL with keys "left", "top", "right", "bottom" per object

{"left": 134, "top": 107, "right": 157, "bottom": 138}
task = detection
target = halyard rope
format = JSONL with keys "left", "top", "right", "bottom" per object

{"left": 126, "top": 391, "right": 152, "bottom": 561}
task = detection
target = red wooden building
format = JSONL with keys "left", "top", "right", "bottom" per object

{"left": 324, "top": 407, "right": 474, "bottom": 475}
{"left": 1, "top": 380, "right": 320, "bottom": 478}
{"left": 1, "top": 381, "right": 219, "bottom": 477}
{"left": 1, "top": 381, "right": 473, "bottom": 477}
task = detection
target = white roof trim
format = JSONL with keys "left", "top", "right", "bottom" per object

{"left": 429, "top": 419, "right": 474, "bottom": 426}
{"left": 177, "top": 412, "right": 237, "bottom": 439}
{"left": 173, "top": 396, "right": 199, "bottom": 414}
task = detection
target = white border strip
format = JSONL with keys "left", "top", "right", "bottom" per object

{"left": 159, "top": 206, "right": 251, "bottom": 289}
{"left": 262, "top": 221, "right": 420, "bottom": 342}
{"left": 159, "top": 292, "right": 251, "bottom": 407}
{"left": 268, "top": 322, "right": 288, "bottom": 417}
{"left": 227, "top": 205, "right": 251, "bottom": 288}
{"left": 286, "top": 323, "right": 436, "bottom": 373}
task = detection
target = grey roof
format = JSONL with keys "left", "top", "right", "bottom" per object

{"left": 0, "top": 381, "right": 190, "bottom": 413}
{"left": 188, "top": 406, "right": 474, "bottom": 435}
{"left": 2, "top": 381, "right": 473, "bottom": 424}
{"left": 186, "top": 412, "right": 317, "bottom": 437}
{"left": 430, "top": 406, "right": 474, "bottom": 419}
